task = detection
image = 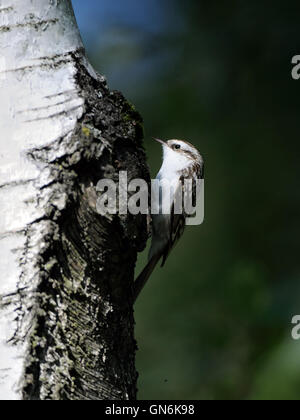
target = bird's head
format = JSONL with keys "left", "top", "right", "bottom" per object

{"left": 154, "top": 138, "right": 203, "bottom": 173}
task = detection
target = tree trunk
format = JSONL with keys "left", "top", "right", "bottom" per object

{"left": 0, "top": 0, "right": 149, "bottom": 400}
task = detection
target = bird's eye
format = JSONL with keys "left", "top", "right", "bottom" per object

{"left": 174, "top": 144, "right": 181, "bottom": 150}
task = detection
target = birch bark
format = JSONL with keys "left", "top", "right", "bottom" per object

{"left": 0, "top": 0, "right": 148, "bottom": 400}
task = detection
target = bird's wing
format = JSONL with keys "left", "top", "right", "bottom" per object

{"left": 160, "top": 162, "right": 203, "bottom": 267}
{"left": 161, "top": 180, "right": 185, "bottom": 267}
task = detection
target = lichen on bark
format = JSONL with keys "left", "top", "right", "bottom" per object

{"left": 20, "top": 52, "right": 150, "bottom": 400}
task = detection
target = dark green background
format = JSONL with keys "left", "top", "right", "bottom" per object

{"left": 72, "top": 0, "right": 300, "bottom": 400}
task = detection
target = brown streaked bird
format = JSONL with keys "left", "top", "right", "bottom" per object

{"left": 133, "top": 138, "right": 204, "bottom": 302}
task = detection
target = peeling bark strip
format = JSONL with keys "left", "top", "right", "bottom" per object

{"left": 0, "top": 0, "right": 149, "bottom": 400}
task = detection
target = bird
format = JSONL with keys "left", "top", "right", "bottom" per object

{"left": 133, "top": 138, "right": 204, "bottom": 302}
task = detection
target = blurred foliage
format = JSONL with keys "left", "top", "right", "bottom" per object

{"left": 72, "top": 0, "right": 300, "bottom": 400}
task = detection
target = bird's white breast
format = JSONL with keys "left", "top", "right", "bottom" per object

{"left": 159, "top": 145, "right": 191, "bottom": 178}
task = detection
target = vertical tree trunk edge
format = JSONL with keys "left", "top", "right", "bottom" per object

{"left": 0, "top": 3, "right": 150, "bottom": 398}
{"left": 22, "top": 51, "right": 150, "bottom": 400}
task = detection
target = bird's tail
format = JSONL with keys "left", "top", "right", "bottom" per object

{"left": 133, "top": 254, "right": 161, "bottom": 303}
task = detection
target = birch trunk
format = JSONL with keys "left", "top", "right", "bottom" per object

{"left": 0, "top": 0, "right": 148, "bottom": 400}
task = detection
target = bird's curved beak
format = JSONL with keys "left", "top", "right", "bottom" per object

{"left": 153, "top": 137, "right": 166, "bottom": 146}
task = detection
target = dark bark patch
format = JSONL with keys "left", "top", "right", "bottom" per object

{"left": 22, "top": 52, "right": 150, "bottom": 400}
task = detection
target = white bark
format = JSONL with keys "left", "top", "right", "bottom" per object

{"left": 0, "top": 0, "right": 99, "bottom": 400}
